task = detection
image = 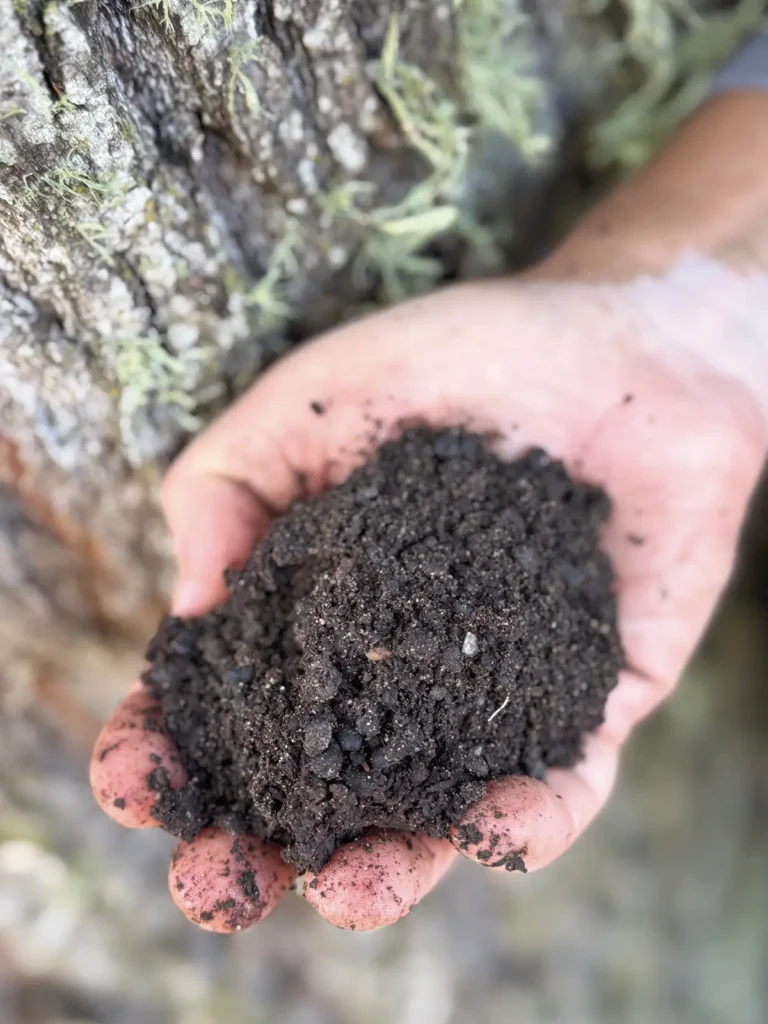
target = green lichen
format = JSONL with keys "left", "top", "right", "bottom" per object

{"left": 0, "top": 104, "right": 25, "bottom": 122}
{"left": 325, "top": 5, "right": 543, "bottom": 301}
{"left": 318, "top": 4, "right": 552, "bottom": 301}
{"left": 457, "top": 0, "right": 551, "bottom": 158}
{"left": 227, "top": 39, "right": 263, "bottom": 117}
{"left": 133, "top": 0, "right": 236, "bottom": 32}
{"left": 244, "top": 220, "right": 301, "bottom": 331}
{"left": 19, "top": 162, "right": 126, "bottom": 210}
{"left": 74, "top": 220, "right": 114, "bottom": 265}
{"left": 189, "top": 0, "right": 235, "bottom": 29}
{"left": 376, "top": 14, "right": 469, "bottom": 199}
{"left": 589, "top": 0, "right": 767, "bottom": 169}
{"left": 51, "top": 94, "right": 76, "bottom": 116}
{"left": 112, "top": 330, "right": 210, "bottom": 444}
{"left": 326, "top": 0, "right": 761, "bottom": 302}
{"left": 327, "top": 13, "right": 469, "bottom": 301}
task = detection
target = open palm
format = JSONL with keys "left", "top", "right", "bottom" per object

{"left": 90, "top": 274, "right": 766, "bottom": 932}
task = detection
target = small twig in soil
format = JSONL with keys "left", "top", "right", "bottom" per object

{"left": 487, "top": 694, "right": 510, "bottom": 723}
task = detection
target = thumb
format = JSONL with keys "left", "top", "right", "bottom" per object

{"left": 160, "top": 469, "right": 270, "bottom": 616}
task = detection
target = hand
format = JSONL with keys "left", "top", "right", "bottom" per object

{"left": 90, "top": 264, "right": 767, "bottom": 932}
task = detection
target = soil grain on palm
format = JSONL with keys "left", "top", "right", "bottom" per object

{"left": 144, "top": 428, "right": 623, "bottom": 873}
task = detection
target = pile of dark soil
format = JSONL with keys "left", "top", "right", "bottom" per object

{"left": 144, "top": 427, "right": 623, "bottom": 873}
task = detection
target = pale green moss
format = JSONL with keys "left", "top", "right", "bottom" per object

{"left": 189, "top": 0, "right": 235, "bottom": 30}
{"left": 329, "top": 0, "right": 761, "bottom": 300}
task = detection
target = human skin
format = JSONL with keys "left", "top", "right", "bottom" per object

{"left": 91, "top": 93, "right": 768, "bottom": 932}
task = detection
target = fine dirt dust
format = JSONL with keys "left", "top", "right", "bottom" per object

{"left": 144, "top": 427, "right": 623, "bottom": 873}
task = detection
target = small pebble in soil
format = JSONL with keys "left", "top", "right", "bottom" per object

{"left": 462, "top": 632, "right": 479, "bottom": 657}
{"left": 144, "top": 427, "right": 623, "bottom": 873}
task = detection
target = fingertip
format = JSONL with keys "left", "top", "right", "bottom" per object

{"left": 304, "top": 833, "right": 453, "bottom": 931}
{"left": 171, "top": 579, "right": 217, "bottom": 618}
{"left": 161, "top": 470, "right": 271, "bottom": 616}
{"left": 90, "top": 691, "right": 186, "bottom": 828}
{"left": 450, "top": 775, "right": 575, "bottom": 873}
{"left": 169, "top": 828, "right": 294, "bottom": 933}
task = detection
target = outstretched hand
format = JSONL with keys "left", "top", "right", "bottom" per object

{"left": 90, "top": 268, "right": 766, "bottom": 932}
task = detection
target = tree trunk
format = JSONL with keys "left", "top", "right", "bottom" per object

{"left": 0, "top": 0, "right": 758, "bottom": 716}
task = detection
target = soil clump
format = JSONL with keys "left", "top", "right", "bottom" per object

{"left": 144, "top": 427, "right": 623, "bottom": 873}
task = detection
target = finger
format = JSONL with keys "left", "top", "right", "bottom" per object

{"left": 599, "top": 667, "right": 674, "bottom": 746}
{"left": 450, "top": 732, "right": 620, "bottom": 873}
{"left": 89, "top": 687, "right": 186, "bottom": 828}
{"left": 160, "top": 471, "right": 271, "bottom": 615}
{"left": 169, "top": 827, "right": 295, "bottom": 933}
{"left": 304, "top": 833, "right": 456, "bottom": 931}
{"left": 157, "top": 331, "right": 421, "bottom": 615}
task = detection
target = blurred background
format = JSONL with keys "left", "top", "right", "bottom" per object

{"left": 2, "top": 1, "right": 768, "bottom": 1022}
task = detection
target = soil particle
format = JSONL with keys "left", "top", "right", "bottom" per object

{"left": 112, "top": 797, "right": 126, "bottom": 810}
{"left": 238, "top": 869, "right": 260, "bottom": 899}
{"left": 144, "top": 427, "right": 622, "bottom": 873}
{"left": 461, "top": 632, "right": 479, "bottom": 657}
{"left": 456, "top": 823, "right": 484, "bottom": 850}
{"left": 489, "top": 849, "right": 528, "bottom": 873}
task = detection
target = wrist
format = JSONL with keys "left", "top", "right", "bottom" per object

{"left": 534, "top": 93, "right": 768, "bottom": 283}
